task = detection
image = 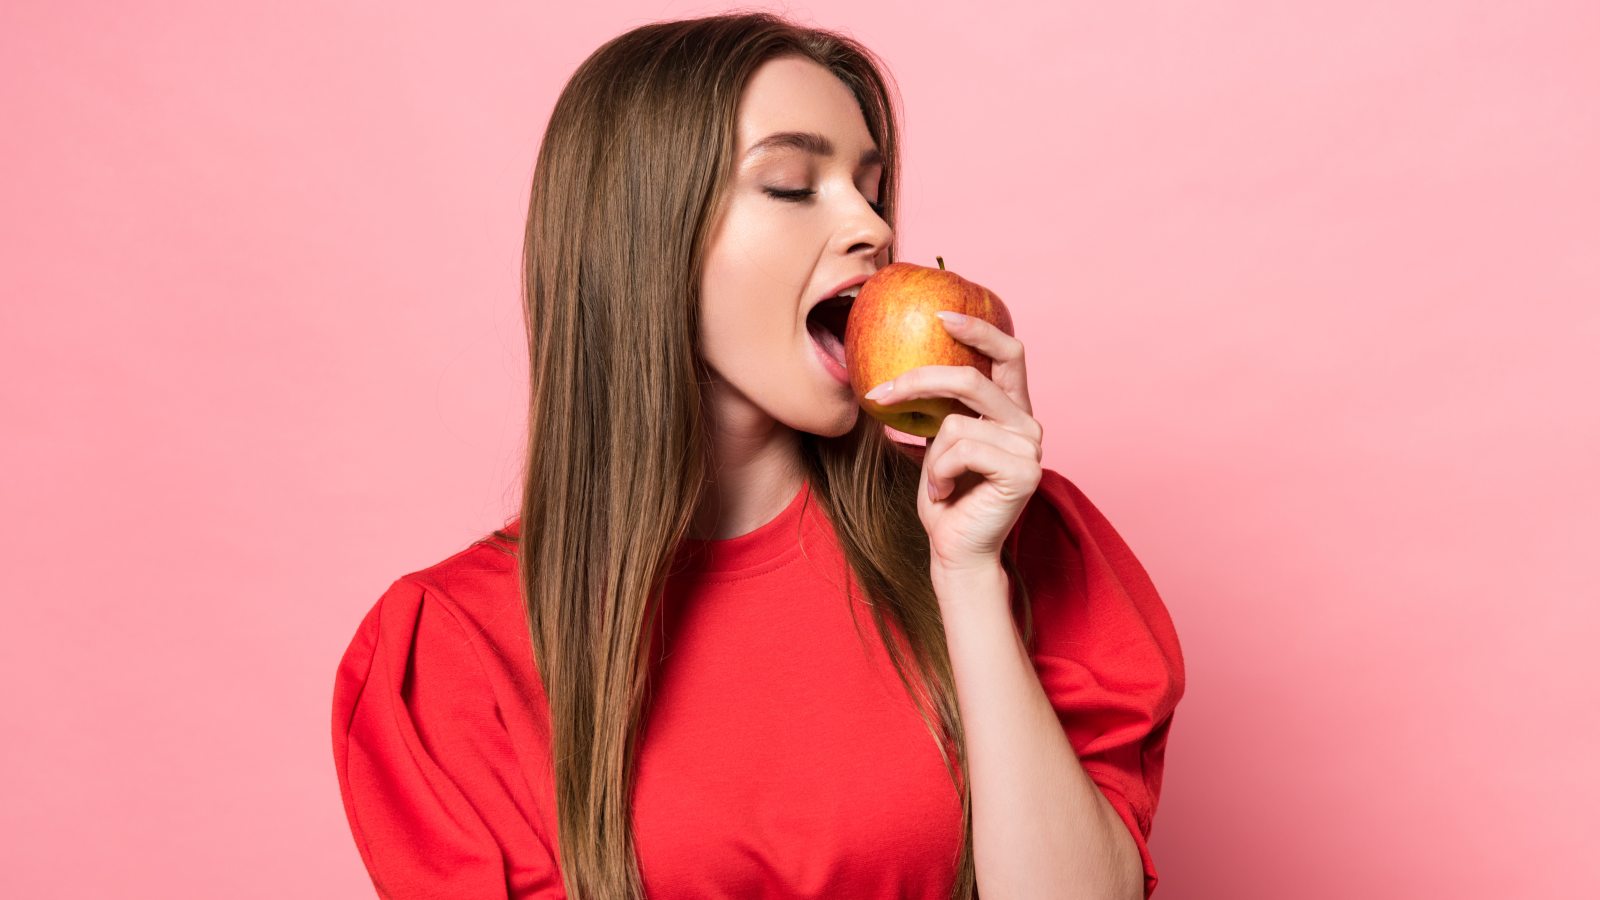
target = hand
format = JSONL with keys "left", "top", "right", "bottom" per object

{"left": 869, "top": 311, "right": 1044, "bottom": 575}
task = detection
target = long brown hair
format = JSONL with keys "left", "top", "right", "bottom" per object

{"left": 484, "top": 12, "right": 1032, "bottom": 899}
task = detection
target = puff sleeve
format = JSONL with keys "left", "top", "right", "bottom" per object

{"left": 331, "top": 577, "right": 563, "bottom": 899}
{"left": 1012, "top": 469, "right": 1186, "bottom": 898}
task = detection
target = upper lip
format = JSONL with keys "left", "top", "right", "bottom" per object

{"left": 809, "top": 273, "right": 875, "bottom": 313}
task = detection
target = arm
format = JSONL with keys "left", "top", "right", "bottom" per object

{"left": 933, "top": 562, "right": 1144, "bottom": 900}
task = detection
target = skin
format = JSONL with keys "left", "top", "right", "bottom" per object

{"left": 691, "top": 54, "right": 892, "bottom": 539}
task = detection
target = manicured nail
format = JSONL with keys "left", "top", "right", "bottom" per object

{"left": 935, "top": 311, "right": 967, "bottom": 326}
{"left": 864, "top": 380, "right": 893, "bottom": 400}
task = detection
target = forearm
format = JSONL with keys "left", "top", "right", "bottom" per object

{"left": 932, "top": 561, "right": 1142, "bottom": 900}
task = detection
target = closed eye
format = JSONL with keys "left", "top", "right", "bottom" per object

{"left": 764, "top": 187, "right": 886, "bottom": 218}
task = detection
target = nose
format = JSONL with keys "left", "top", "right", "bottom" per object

{"left": 839, "top": 198, "right": 894, "bottom": 262}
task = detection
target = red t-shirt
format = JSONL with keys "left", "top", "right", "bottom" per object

{"left": 331, "top": 467, "right": 1185, "bottom": 898}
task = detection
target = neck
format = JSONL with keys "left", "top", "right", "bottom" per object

{"left": 690, "top": 387, "right": 807, "bottom": 541}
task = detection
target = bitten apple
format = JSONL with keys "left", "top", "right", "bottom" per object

{"left": 844, "top": 257, "right": 1014, "bottom": 438}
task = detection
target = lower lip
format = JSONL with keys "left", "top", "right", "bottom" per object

{"left": 809, "top": 331, "right": 850, "bottom": 386}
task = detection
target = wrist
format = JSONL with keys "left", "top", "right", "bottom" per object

{"left": 929, "top": 555, "right": 1008, "bottom": 596}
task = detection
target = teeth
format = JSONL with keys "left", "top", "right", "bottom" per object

{"left": 838, "top": 285, "right": 861, "bottom": 298}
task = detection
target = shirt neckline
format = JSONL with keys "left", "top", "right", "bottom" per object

{"left": 671, "top": 478, "right": 818, "bottom": 577}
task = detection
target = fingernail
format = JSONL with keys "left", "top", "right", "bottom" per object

{"left": 927, "top": 475, "right": 939, "bottom": 501}
{"left": 864, "top": 380, "right": 893, "bottom": 400}
{"left": 935, "top": 311, "right": 966, "bottom": 326}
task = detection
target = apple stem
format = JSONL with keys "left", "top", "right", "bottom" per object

{"left": 936, "top": 256, "right": 945, "bottom": 270}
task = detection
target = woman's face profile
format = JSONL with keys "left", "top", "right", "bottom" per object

{"left": 698, "top": 53, "right": 894, "bottom": 439}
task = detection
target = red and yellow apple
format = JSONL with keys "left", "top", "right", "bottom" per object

{"left": 844, "top": 257, "right": 1014, "bottom": 438}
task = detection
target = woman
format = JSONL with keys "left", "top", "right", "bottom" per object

{"left": 332, "top": 12, "right": 1184, "bottom": 900}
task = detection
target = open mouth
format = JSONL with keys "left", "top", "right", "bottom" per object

{"left": 806, "top": 295, "right": 852, "bottom": 367}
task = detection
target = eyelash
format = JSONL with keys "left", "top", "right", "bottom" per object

{"left": 764, "top": 187, "right": 887, "bottom": 217}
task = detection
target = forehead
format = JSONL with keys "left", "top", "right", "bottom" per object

{"left": 735, "top": 55, "right": 879, "bottom": 164}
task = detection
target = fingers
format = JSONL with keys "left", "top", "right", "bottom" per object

{"left": 939, "top": 310, "right": 1033, "bottom": 415}
{"left": 936, "top": 310, "right": 1023, "bottom": 362}
{"left": 924, "top": 414, "right": 1043, "bottom": 502}
{"left": 866, "top": 365, "right": 1031, "bottom": 431}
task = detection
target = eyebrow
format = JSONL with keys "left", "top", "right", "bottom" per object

{"left": 743, "top": 130, "right": 883, "bottom": 167}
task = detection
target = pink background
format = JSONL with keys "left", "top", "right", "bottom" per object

{"left": 3, "top": 1, "right": 1595, "bottom": 896}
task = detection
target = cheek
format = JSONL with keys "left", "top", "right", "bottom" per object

{"left": 698, "top": 267, "right": 780, "bottom": 369}
{"left": 700, "top": 208, "right": 807, "bottom": 336}
{"left": 712, "top": 207, "right": 794, "bottom": 279}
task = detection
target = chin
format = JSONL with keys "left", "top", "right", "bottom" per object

{"left": 790, "top": 402, "right": 859, "bottom": 440}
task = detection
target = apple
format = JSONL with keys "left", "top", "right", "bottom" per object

{"left": 844, "top": 257, "right": 1014, "bottom": 438}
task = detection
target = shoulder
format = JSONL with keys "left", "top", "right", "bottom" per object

{"left": 1009, "top": 466, "right": 1108, "bottom": 559}
{"left": 403, "top": 527, "right": 519, "bottom": 608}
{"left": 334, "top": 529, "right": 524, "bottom": 706}
{"left": 1010, "top": 467, "right": 1179, "bottom": 645}
{"left": 1014, "top": 466, "right": 1185, "bottom": 681}
{"left": 387, "top": 527, "right": 522, "bottom": 636}
{"left": 333, "top": 575, "right": 488, "bottom": 717}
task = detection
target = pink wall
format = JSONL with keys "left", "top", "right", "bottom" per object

{"left": 3, "top": 1, "right": 1594, "bottom": 896}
